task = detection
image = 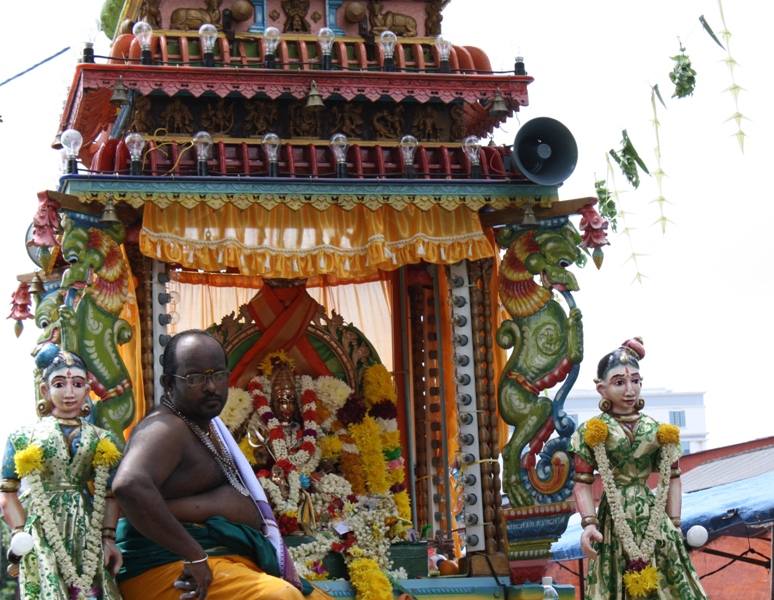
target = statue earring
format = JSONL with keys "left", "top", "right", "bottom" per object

{"left": 36, "top": 398, "right": 52, "bottom": 417}
{"left": 598, "top": 398, "right": 612, "bottom": 413}
{"left": 80, "top": 402, "right": 92, "bottom": 417}
{"left": 635, "top": 397, "right": 645, "bottom": 411}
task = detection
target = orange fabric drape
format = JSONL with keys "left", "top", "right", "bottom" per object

{"left": 140, "top": 202, "right": 494, "bottom": 278}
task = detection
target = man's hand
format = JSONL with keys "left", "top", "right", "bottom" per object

{"left": 174, "top": 562, "right": 212, "bottom": 600}
{"left": 580, "top": 524, "right": 603, "bottom": 560}
{"left": 102, "top": 539, "right": 123, "bottom": 576}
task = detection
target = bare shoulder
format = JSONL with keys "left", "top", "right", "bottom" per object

{"left": 122, "top": 409, "right": 192, "bottom": 464}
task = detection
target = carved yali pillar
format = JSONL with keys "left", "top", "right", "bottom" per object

{"left": 495, "top": 221, "right": 585, "bottom": 582}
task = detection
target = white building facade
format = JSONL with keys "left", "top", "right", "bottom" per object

{"left": 563, "top": 388, "right": 708, "bottom": 454}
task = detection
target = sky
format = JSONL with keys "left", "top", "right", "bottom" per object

{"left": 0, "top": 0, "right": 772, "bottom": 449}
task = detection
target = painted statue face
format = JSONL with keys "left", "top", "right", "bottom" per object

{"left": 596, "top": 364, "right": 642, "bottom": 415}
{"left": 274, "top": 394, "right": 298, "bottom": 424}
{"left": 41, "top": 366, "right": 90, "bottom": 419}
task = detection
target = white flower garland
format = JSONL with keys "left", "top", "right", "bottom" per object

{"left": 27, "top": 463, "right": 111, "bottom": 599}
{"left": 258, "top": 470, "right": 302, "bottom": 516}
{"left": 221, "top": 387, "right": 254, "bottom": 431}
{"left": 592, "top": 441, "right": 677, "bottom": 563}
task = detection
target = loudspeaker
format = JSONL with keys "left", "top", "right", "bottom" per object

{"left": 512, "top": 117, "right": 578, "bottom": 185}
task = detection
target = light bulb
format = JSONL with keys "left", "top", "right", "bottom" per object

{"left": 435, "top": 34, "right": 452, "bottom": 61}
{"left": 686, "top": 525, "right": 708, "bottom": 547}
{"left": 330, "top": 133, "right": 349, "bottom": 164}
{"left": 462, "top": 136, "right": 480, "bottom": 166}
{"left": 378, "top": 30, "right": 397, "bottom": 59}
{"left": 61, "top": 129, "right": 83, "bottom": 158}
{"left": 125, "top": 132, "right": 145, "bottom": 161}
{"left": 261, "top": 133, "right": 281, "bottom": 162}
{"left": 398, "top": 135, "right": 418, "bottom": 166}
{"left": 10, "top": 532, "right": 34, "bottom": 556}
{"left": 264, "top": 26, "right": 281, "bottom": 55}
{"left": 193, "top": 131, "right": 213, "bottom": 161}
{"left": 199, "top": 23, "right": 218, "bottom": 54}
{"left": 132, "top": 21, "right": 153, "bottom": 50}
{"left": 317, "top": 27, "right": 335, "bottom": 55}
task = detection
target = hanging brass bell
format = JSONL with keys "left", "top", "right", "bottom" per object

{"left": 489, "top": 88, "right": 508, "bottom": 118}
{"left": 520, "top": 201, "right": 539, "bottom": 229}
{"left": 305, "top": 81, "right": 325, "bottom": 111}
{"left": 110, "top": 76, "right": 130, "bottom": 106}
{"left": 100, "top": 197, "right": 122, "bottom": 224}
{"left": 29, "top": 272, "right": 45, "bottom": 295}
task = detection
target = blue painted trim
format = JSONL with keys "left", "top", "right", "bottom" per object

{"left": 325, "top": 0, "right": 345, "bottom": 36}
{"left": 60, "top": 175, "right": 557, "bottom": 200}
{"left": 313, "top": 577, "right": 575, "bottom": 598}
{"left": 248, "top": 0, "right": 266, "bottom": 33}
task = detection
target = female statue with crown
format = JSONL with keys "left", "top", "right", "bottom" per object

{"left": 568, "top": 338, "right": 707, "bottom": 599}
{"left": 241, "top": 352, "right": 322, "bottom": 534}
{"left": 0, "top": 345, "right": 123, "bottom": 600}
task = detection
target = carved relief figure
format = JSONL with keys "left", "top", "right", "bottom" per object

{"left": 244, "top": 100, "right": 279, "bottom": 136}
{"left": 129, "top": 95, "right": 155, "bottom": 134}
{"left": 289, "top": 101, "right": 321, "bottom": 138}
{"left": 160, "top": 98, "right": 194, "bottom": 134}
{"left": 201, "top": 98, "right": 234, "bottom": 134}
{"left": 170, "top": 0, "right": 222, "bottom": 31}
{"left": 368, "top": 0, "right": 417, "bottom": 36}
{"left": 281, "top": 0, "right": 311, "bottom": 33}
{"left": 424, "top": 0, "right": 450, "bottom": 37}
{"left": 139, "top": 0, "right": 161, "bottom": 28}
{"left": 412, "top": 105, "right": 440, "bottom": 141}
{"left": 450, "top": 103, "right": 467, "bottom": 140}
{"left": 372, "top": 105, "right": 404, "bottom": 139}
{"left": 329, "top": 103, "right": 364, "bottom": 138}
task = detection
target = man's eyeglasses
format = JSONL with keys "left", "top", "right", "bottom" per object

{"left": 171, "top": 370, "right": 231, "bottom": 387}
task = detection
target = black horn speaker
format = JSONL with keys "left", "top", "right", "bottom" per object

{"left": 512, "top": 117, "right": 578, "bottom": 185}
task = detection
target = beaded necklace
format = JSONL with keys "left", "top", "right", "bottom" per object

{"left": 161, "top": 396, "right": 249, "bottom": 496}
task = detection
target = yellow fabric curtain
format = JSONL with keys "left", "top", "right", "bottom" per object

{"left": 140, "top": 202, "right": 494, "bottom": 279}
{"left": 168, "top": 271, "right": 395, "bottom": 371}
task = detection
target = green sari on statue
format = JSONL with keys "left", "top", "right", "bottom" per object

{"left": 568, "top": 413, "right": 708, "bottom": 600}
{"left": 2, "top": 416, "right": 122, "bottom": 600}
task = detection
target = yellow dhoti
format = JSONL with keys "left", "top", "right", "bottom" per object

{"left": 119, "top": 555, "right": 332, "bottom": 600}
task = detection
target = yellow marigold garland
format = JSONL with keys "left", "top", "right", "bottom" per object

{"left": 14, "top": 444, "right": 44, "bottom": 478}
{"left": 381, "top": 430, "right": 401, "bottom": 450}
{"left": 657, "top": 424, "right": 680, "bottom": 446}
{"left": 623, "top": 564, "right": 660, "bottom": 597}
{"left": 584, "top": 418, "right": 609, "bottom": 447}
{"left": 238, "top": 437, "right": 257, "bottom": 466}
{"left": 348, "top": 557, "right": 393, "bottom": 600}
{"left": 392, "top": 490, "right": 412, "bottom": 522}
{"left": 92, "top": 438, "right": 121, "bottom": 469}
{"left": 349, "top": 417, "right": 389, "bottom": 494}
{"left": 362, "top": 364, "right": 397, "bottom": 407}
{"left": 319, "top": 434, "right": 343, "bottom": 461}
{"left": 258, "top": 350, "right": 295, "bottom": 377}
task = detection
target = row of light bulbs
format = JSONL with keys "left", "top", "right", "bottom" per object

{"left": 129, "top": 21, "right": 456, "bottom": 72}
{"left": 60, "top": 127, "right": 486, "bottom": 178}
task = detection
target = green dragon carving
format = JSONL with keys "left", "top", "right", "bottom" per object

{"left": 496, "top": 226, "right": 583, "bottom": 507}
{"left": 35, "top": 212, "right": 135, "bottom": 446}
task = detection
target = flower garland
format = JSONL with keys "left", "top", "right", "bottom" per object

{"left": 257, "top": 469, "right": 302, "bottom": 517}
{"left": 585, "top": 418, "right": 678, "bottom": 598}
{"left": 249, "top": 375, "right": 322, "bottom": 475}
{"left": 221, "top": 388, "right": 253, "bottom": 432}
{"left": 14, "top": 437, "right": 121, "bottom": 600}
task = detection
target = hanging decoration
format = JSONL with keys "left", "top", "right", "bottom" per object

{"left": 609, "top": 130, "right": 650, "bottom": 190}
{"left": 605, "top": 154, "right": 646, "bottom": 285}
{"left": 669, "top": 41, "right": 697, "bottom": 99}
{"left": 649, "top": 86, "right": 672, "bottom": 234}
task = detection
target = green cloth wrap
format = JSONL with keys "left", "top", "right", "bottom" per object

{"left": 116, "top": 517, "right": 313, "bottom": 595}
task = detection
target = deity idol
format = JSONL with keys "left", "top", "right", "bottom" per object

{"left": 568, "top": 338, "right": 708, "bottom": 599}
{"left": 0, "top": 345, "right": 123, "bottom": 600}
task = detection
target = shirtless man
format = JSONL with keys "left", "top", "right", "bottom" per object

{"left": 112, "top": 330, "right": 328, "bottom": 600}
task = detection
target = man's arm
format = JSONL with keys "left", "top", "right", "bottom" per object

{"left": 112, "top": 415, "right": 212, "bottom": 598}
